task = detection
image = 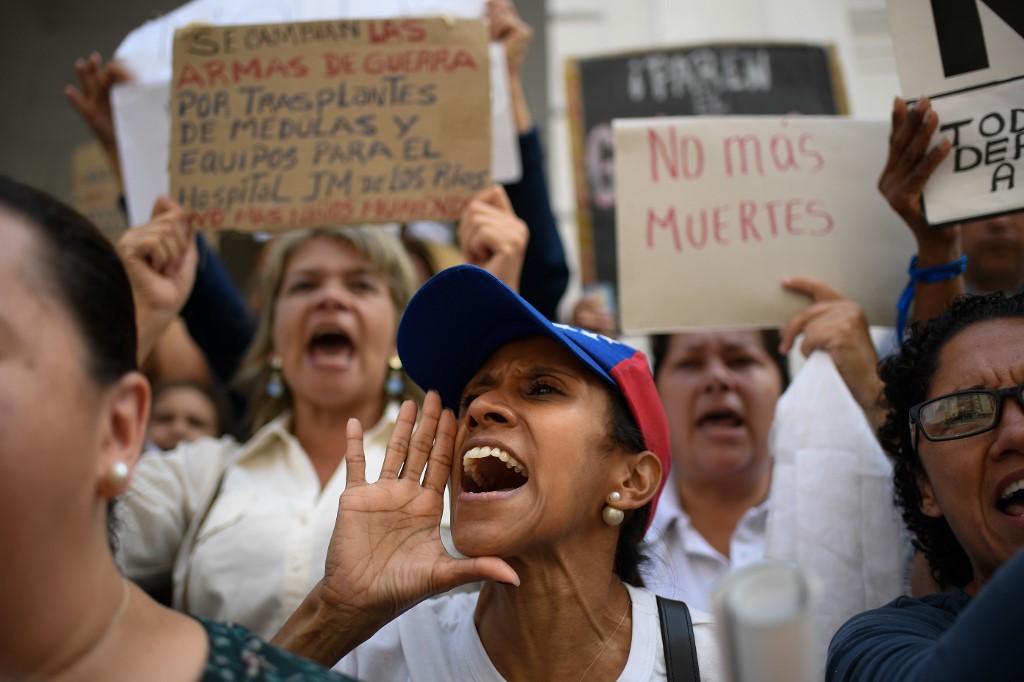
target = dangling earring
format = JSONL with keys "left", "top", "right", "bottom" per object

{"left": 385, "top": 355, "right": 404, "bottom": 399}
{"left": 108, "top": 460, "right": 130, "bottom": 491}
{"left": 602, "top": 491, "right": 624, "bottom": 526}
{"left": 267, "top": 356, "right": 284, "bottom": 399}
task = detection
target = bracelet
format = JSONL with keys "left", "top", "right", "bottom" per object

{"left": 896, "top": 254, "right": 967, "bottom": 341}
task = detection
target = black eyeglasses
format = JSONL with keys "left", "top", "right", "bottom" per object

{"left": 910, "top": 383, "right": 1024, "bottom": 445}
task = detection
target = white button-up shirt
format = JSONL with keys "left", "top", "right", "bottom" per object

{"left": 642, "top": 478, "right": 769, "bottom": 613}
{"left": 120, "top": 404, "right": 452, "bottom": 640}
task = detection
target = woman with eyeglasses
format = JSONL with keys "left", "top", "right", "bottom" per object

{"left": 826, "top": 292, "right": 1023, "bottom": 681}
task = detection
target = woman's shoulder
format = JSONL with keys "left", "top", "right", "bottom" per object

{"left": 198, "top": 618, "right": 357, "bottom": 681}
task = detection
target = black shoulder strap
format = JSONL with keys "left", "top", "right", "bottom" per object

{"left": 657, "top": 595, "right": 701, "bottom": 682}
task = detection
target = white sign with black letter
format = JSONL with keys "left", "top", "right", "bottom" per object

{"left": 886, "top": 0, "right": 1024, "bottom": 96}
{"left": 921, "top": 77, "right": 1024, "bottom": 226}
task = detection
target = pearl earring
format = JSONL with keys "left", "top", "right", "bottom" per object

{"left": 602, "top": 491, "right": 624, "bottom": 526}
{"left": 108, "top": 460, "right": 130, "bottom": 488}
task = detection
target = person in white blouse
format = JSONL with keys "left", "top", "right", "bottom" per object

{"left": 115, "top": 217, "right": 428, "bottom": 640}
{"left": 287, "top": 264, "right": 724, "bottom": 681}
{"left": 642, "top": 276, "right": 886, "bottom": 612}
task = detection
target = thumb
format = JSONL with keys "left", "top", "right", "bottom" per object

{"left": 436, "top": 556, "right": 520, "bottom": 591}
{"left": 150, "top": 195, "right": 182, "bottom": 220}
{"left": 479, "top": 185, "right": 513, "bottom": 212}
{"left": 781, "top": 274, "right": 843, "bottom": 302}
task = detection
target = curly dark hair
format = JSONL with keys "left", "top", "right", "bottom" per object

{"left": 879, "top": 292, "right": 1024, "bottom": 588}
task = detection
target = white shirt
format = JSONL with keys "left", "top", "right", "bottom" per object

{"left": 119, "top": 404, "right": 452, "bottom": 640}
{"left": 642, "top": 478, "right": 769, "bottom": 612}
{"left": 335, "top": 583, "right": 722, "bottom": 681}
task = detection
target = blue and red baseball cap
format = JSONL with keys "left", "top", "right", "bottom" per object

{"left": 397, "top": 265, "right": 671, "bottom": 528}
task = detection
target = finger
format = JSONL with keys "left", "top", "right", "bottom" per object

{"left": 480, "top": 185, "right": 513, "bottom": 212}
{"left": 345, "top": 418, "right": 367, "bottom": 488}
{"left": 400, "top": 391, "right": 442, "bottom": 481}
{"left": 146, "top": 233, "right": 173, "bottom": 274}
{"left": 63, "top": 85, "right": 85, "bottom": 112}
{"left": 901, "top": 97, "right": 933, "bottom": 149}
{"left": 105, "top": 60, "right": 134, "bottom": 85}
{"left": 903, "top": 106, "right": 939, "bottom": 169}
{"left": 887, "top": 96, "right": 915, "bottom": 158}
{"left": 780, "top": 274, "right": 844, "bottom": 302}
{"left": 800, "top": 331, "right": 822, "bottom": 358}
{"left": 380, "top": 400, "right": 419, "bottom": 479}
{"left": 779, "top": 304, "right": 824, "bottom": 354}
{"left": 151, "top": 195, "right": 180, "bottom": 219}
{"left": 915, "top": 136, "right": 952, "bottom": 181}
{"left": 73, "top": 58, "right": 94, "bottom": 100}
{"left": 436, "top": 555, "right": 521, "bottom": 591}
{"left": 84, "top": 53, "right": 104, "bottom": 98}
{"left": 423, "top": 408, "right": 457, "bottom": 494}
{"left": 156, "top": 222, "right": 188, "bottom": 274}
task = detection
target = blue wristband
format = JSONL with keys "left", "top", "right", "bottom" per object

{"left": 896, "top": 254, "right": 967, "bottom": 341}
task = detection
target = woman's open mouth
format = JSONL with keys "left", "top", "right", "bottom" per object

{"left": 307, "top": 328, "right": 354, "bottom": 369}
{"left": 697, "top": 409, "right": 746, "bottom": 437}
{"left": 462, "top": 446, "right": 529, "bottom": 494}
{"left": 996, "top": 478, "right": 1024, "bottom": 518}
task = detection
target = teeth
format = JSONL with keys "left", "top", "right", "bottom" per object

{"left": 462, "top": 446, "right": 529, "bottom": 487}
{"left": 1000, "top": 479, "right": 1024, "bottom": 500}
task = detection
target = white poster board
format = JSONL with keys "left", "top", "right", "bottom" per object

{"left": 885, "top": 0, "right": 1024, "bottom": 225}
{"left": 614, "top": 117, "right": 914, "bottom": 333}
{"left": 921, "top": 76, "right": 1024, "bottom": 226}
{"left": 885, "top": 0, "right": 1024, "bottom": 97}
{"left": 111, "top": 0, "right": 519, "bottom": 227}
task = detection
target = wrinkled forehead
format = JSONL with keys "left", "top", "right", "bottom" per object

{"left": 930, "top": 319, "right": 1024, "bottom": 396}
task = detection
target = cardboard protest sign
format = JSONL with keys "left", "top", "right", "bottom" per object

{"left": 111, "top": 0, "right": 519, "bottom": 228}
{"left": 70, "top": 141, "right": 128, "bottom": 243}
{"left": 614, "top": 117, "right": 914, "bottom": 333}
{"left": 169, "top": 18, "right": 490, "bottom": 231}
{"left": 566, "top": 43, "right": 847, "bottom": 290}
{"left": 921, "top": 76, "right": 1024, "bottom": 226}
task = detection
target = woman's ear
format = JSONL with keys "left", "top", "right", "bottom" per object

{"left": 95, "top": 371, "right": 151, "bottom": 499}
{"left": 916, "top": 473, "right": 943, "bottom": 519}
{"left": 616, "top": 450, "right": 663, "bottom": 511}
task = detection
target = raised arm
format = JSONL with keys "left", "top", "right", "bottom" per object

{"left": 64, "top": 52, "right": 132, "bottom": 185}
{"left": 879, "top": 97, "right": 964, "bottom": 329}
{"left": 489, "top": 0, "right": 569, "bottom": 319}
{"left": 780, "top": 276, "right": 885, "bottom": 429}
{"left": 458, "top": 185, "right": 529, "bottom": 291}
{"left": 117, "top": 197, "right": 197, "bottom": 365}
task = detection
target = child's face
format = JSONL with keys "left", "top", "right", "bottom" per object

{"left": 148, "top": 385, "right": 219, "bottom": 451}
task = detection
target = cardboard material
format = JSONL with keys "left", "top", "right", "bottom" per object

{"left": 111, "top": 0, "right": 519, "bottom": 228}
{"left": 921, "top": 76, "right": 1024, "bottom": 226}
{"left": 70, "top": 140, "right": 128, "bottom": 243}
{"left": 566, "top": 43, "right": 846, "bottom": 289}
{"left": 170, "top": 18, "right": 491, "bottom": 231}
{"left": 614, "top": 116, "right": 914, "bottom": 333}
